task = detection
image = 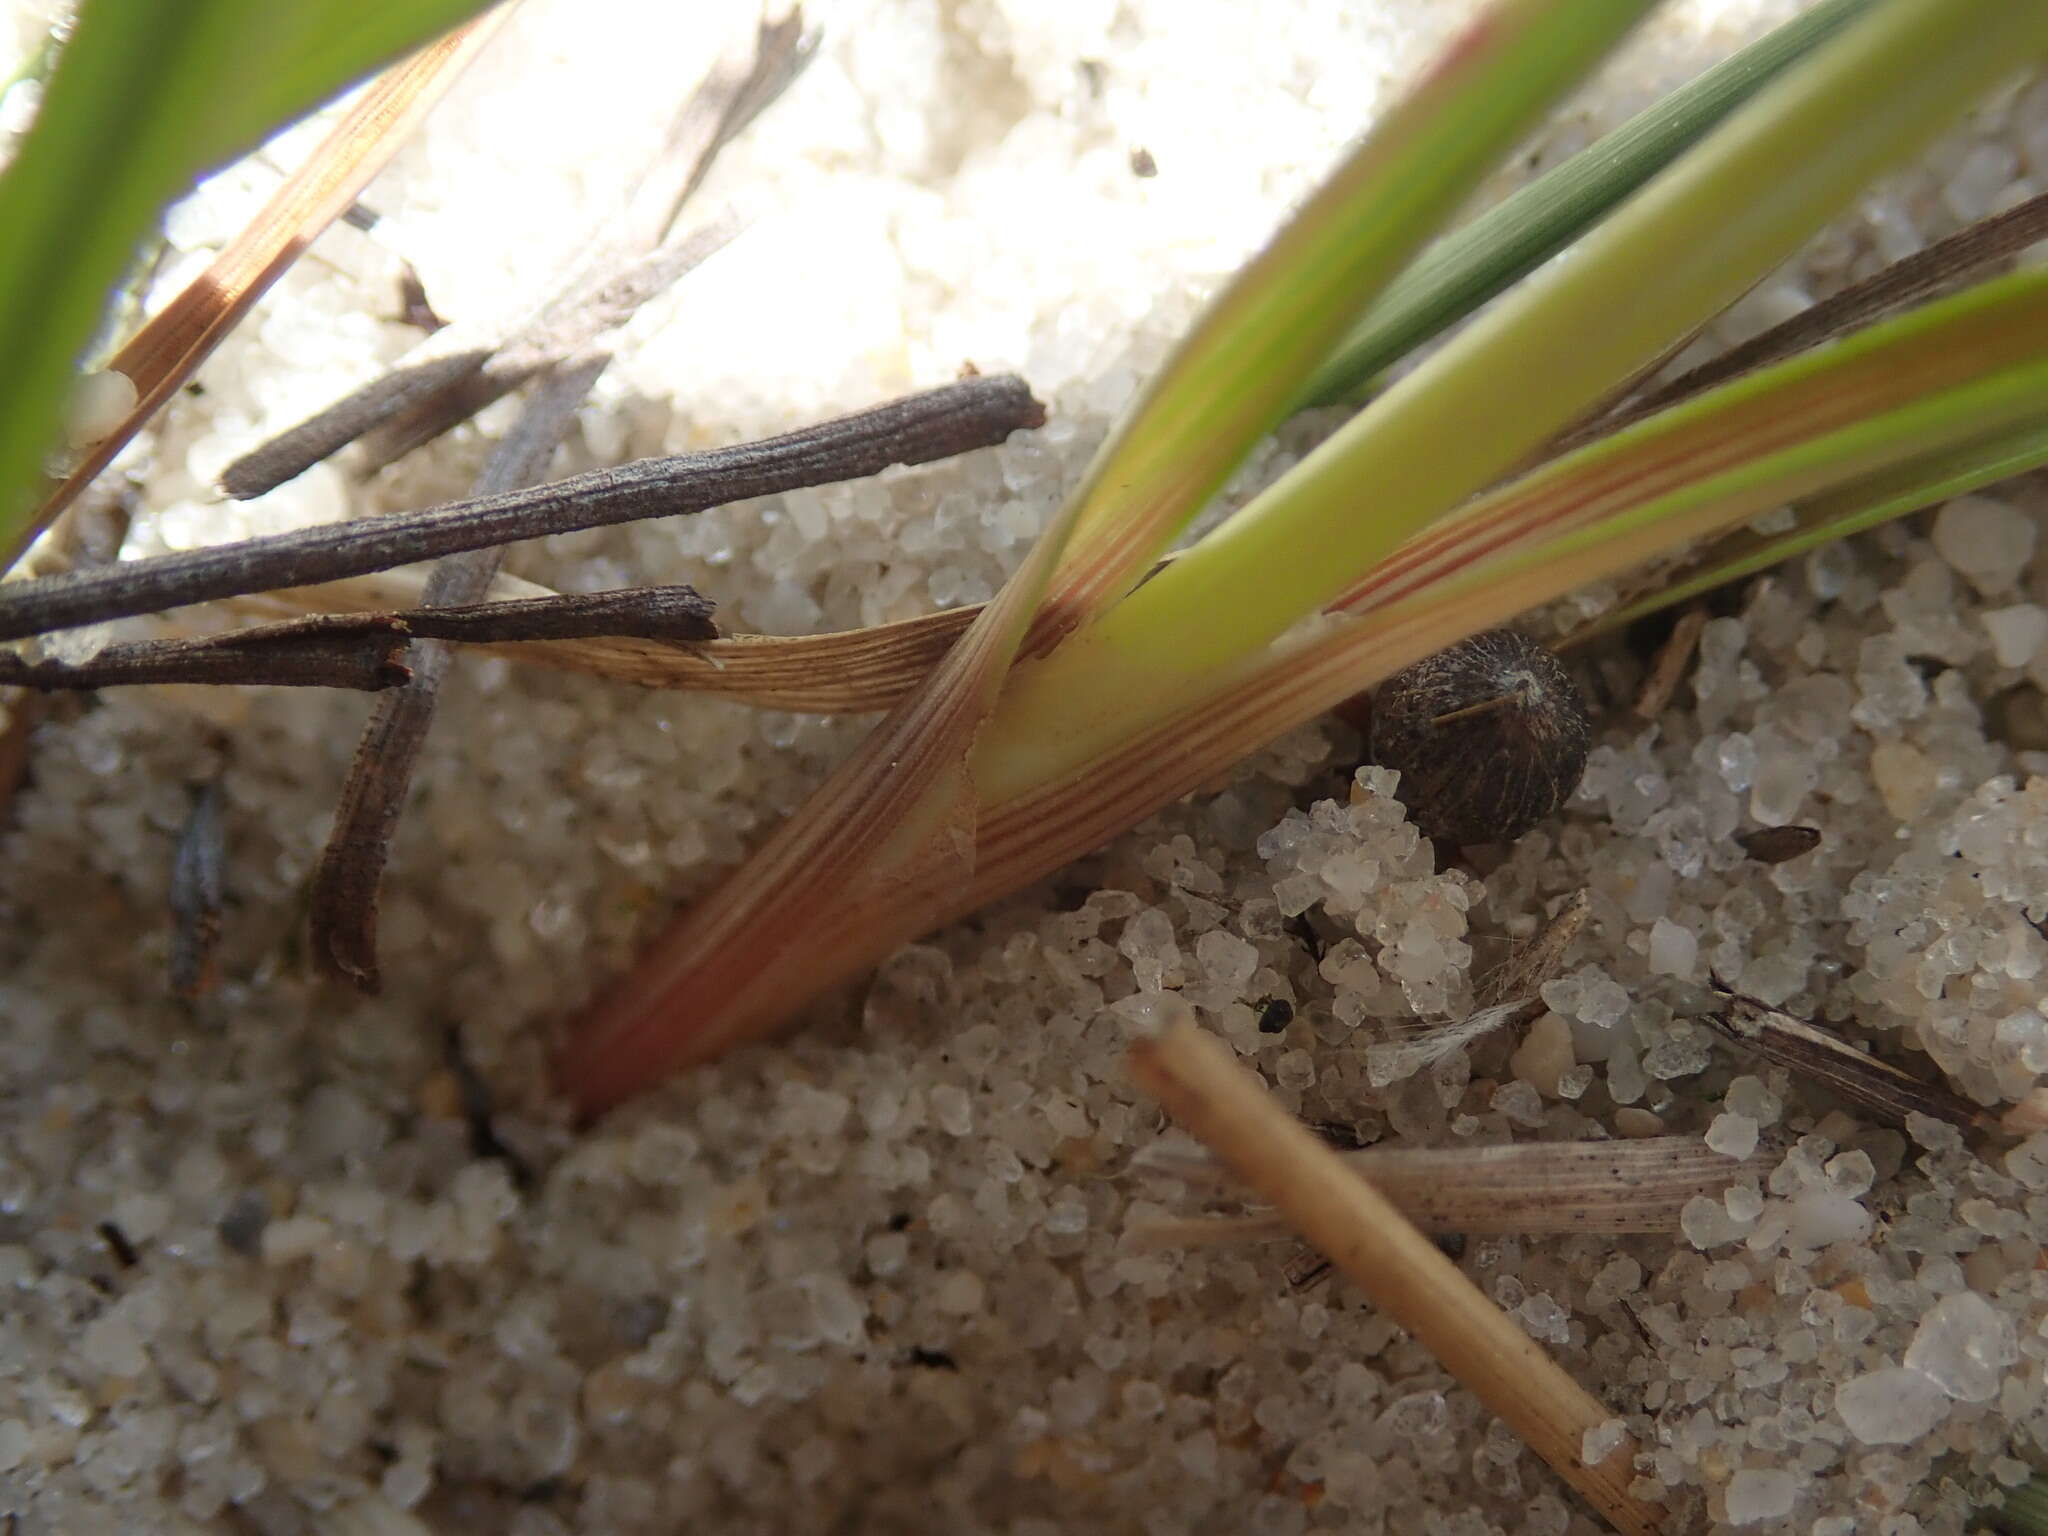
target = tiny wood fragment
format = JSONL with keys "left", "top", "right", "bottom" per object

{"left": 1704, "top": 981, "right": 1993, "bottom": 1134}
{"left": 1480, "top": 887, "right": 1590, "bottom": 1010}
{"left": 1734, "top": 824, "right": 1821, "bottom": 864}
{"left": 1632, "top": 605, "right": 1708, "bottom": 720}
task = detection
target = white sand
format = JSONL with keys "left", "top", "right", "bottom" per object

{"left": 7, "top": 2, "right": 2048, "bottom": 1532}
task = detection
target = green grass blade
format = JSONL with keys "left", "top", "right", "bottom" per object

{"left": 0, "top": 0, "right": 499, "bottom": 542}
{"left": 978, "top": 267, "right": 2048, "bottom": 808}
{"left": 1296, "top": 0, "right": 1876, "bottom": 410}
{"left": 1074, "top": 0, "right": 2048, "bottom": 689}
{"left": 558, "top": 0, "right": 1664, "bottom": 1111}
{"left": 1574, "top": 416, "right": 2048, "bottom": 643}
{"left": 1029, "top": 0, "right": 1656, "bottom": 645}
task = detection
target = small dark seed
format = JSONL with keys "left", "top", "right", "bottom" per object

{"left": 1735, "top": 825, "right": 1822, "bottom": 864}
{"left": 1256, "top": 997, "right": 1294, "bottom": 1034}
{"left": 1368, "top": 629, "right": 1593, "bottom": 846}
{"left": 97, "top": 1221, "right": 139, "bottom": 1268}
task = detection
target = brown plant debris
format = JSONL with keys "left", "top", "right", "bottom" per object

{"left": 1703, "top": 980, "right": 1994, "bottom": 1135}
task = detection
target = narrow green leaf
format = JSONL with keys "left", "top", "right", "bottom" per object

{"left": 560, "top": 0, "right": 1661, "bottom": 1111}
{"left": 982, "top": 266, "right": 2048, "bottom": 811}
{"left": 1575, "top": 416, "right": 2048, "bottom": 644}
{"left": 1296, "top": 0, "right": 1876, "bottom": 409}
{"left": 1030, "top": 0, "right": 1656, "bottom": 644}
{"left": 1072, "top": 0, "right": 2048, "bottom": 690}
{"left": 0, "top": 0, "right": 498, "bottom": 542}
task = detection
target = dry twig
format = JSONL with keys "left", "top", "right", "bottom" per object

{"left": 0, "top": 375, "right": 1045, "bottom": 643}
{"left": 0, "top": 625, "right": 412, "bottom": 693}
{"left": 1480, "top": 886, "right": 1590, "bottom": 1009}
{"left": 241, "top": 566, "right": 974, "bottom": 709}
{"left": 308, "top": 358, "right": 614, "bottom": 985}
{"left": 1127, "top": 1022, "right": 1664, "bottom": 1536}
{"left": 2, "top": 583, "right": 720, "bottom": 694}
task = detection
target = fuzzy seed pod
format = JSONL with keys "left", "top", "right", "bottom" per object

{"left": 1368, "top": 628, "right": 1592, "bottom": 846}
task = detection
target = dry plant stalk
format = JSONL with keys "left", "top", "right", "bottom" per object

{"left": 1705, "top": 983, "right": 1994, "bottom": 1135}
{"left": 1127, "top": 1021, "right": 1664, "bottom": 1536}
{"left": 6, "top": 7, "right": 512, "bottom": 568}
{"left": 1128, "top": 1132, "right": 1770, "bottom": 1248}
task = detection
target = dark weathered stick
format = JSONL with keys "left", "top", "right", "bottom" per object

{"left": 0, "top": 624, "right": 413, "bottom": 692}
{"left": 310, "top": 357, "right": 616, "bottom": 987}
{"left": 245, "top": 583, "right": 720, "bottom": 647}
{"left": 218, "top": 350, "right": 491, "bottom": 500}
{"left": 401, "top": 581, "right": 718, "bottom": 643}
{"left": 0, "top": 375, "right": 1045, "bottom": 643}
{"left": 306, "top": 13, "right": 819, "bottom": 987}
{"left": 0, "top": 584, "right": 718, "bottom": 694}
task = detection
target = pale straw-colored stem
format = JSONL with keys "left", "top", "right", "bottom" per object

{"left": 1127, "top": 1022, "right": 1663, "bottom": 1536}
